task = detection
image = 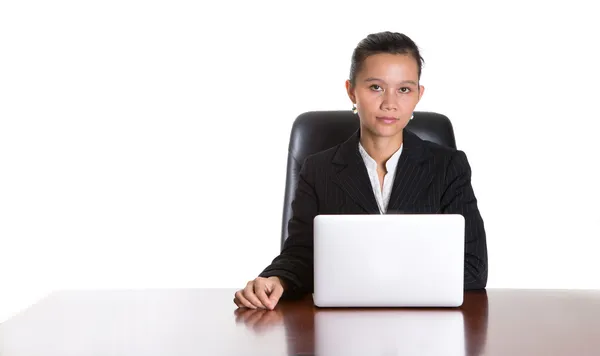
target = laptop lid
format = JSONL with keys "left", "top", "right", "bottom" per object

{"left": 313, "top": 214, "right": 465, "bottom": 307}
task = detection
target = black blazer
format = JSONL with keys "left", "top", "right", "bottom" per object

{"left": 259, "top": 128, "right": 488, "bottom": 297}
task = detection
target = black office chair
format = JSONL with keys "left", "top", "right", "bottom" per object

{"left": 280, "top": 110, "right": 456, "bottom": 248}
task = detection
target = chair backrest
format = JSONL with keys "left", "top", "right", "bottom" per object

{"left": 280, "top": 110, "right": 456, "bottom": 248}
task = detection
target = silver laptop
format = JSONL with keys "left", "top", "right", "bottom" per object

{"left": 313, "top": 214, "right": 465, "bottom": 307}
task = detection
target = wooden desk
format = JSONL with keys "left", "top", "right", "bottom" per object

{"left": 1, "top": 288, "right": 599, "bottom": 355}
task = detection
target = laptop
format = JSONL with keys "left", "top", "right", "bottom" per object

{"left": 313, "top": 214, "right": 465, "bottom": 307}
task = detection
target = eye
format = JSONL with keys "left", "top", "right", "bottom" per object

{"left": 399, "top": 87, "right": 411, "bottom": 93}
{"left": 369, "top": 84, "right": 383, "bottom": 91}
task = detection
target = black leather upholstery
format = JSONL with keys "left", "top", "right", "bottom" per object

{"left": 280, "top": 110, "right": 456, "bottom": 248}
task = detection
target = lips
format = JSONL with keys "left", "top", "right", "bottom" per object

{"left": 376, "top": 116, "right": 399, "bottom": 123}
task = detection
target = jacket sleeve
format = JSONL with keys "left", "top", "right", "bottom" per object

{"left": 259, "top": 156, "right": 318, "bottom": 298}
{"left": 440, "top": 150, "right": 488, "bottom": 290}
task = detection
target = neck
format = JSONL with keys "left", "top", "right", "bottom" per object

{"left": 359, "top": 129, "right": 403, "bottom": 165}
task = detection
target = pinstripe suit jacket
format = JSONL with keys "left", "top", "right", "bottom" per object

{"left": 260, "top": 128, "right": 488, "bottom": 297}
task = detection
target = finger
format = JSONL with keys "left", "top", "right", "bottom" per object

{"left": 254, "top": 283, "right": 273, "bottom": 310}
{"left": 235, "top": 290, "right": 256, "bottom": 309}
{"left": 243, "top": 283, "right": 266, "bottom": 309}
{"left": 233, "top": 297, "right": 247, "bottom": 310}
{"left": 268, "top": 284, "right": 284, "bottom": 310}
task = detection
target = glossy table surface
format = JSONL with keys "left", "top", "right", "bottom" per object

{"left": 1, "top": 288, "right": 600, "bottom": 355}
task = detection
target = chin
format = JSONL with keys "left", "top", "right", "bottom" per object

{"left": 377, "top": 130, "right": 403, "bottom": 138}
{"left": 365, "top": 125, "right": 403, "bottom": 138}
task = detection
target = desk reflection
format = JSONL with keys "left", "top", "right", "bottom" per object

{"left": 234, "top": 307, "right": 284, "bottom": 333}
{"left": 235, "top": 290, "right": 489, "bottom": 356}
{"left": 316, "top": 310, "right": 463, "bottom": 356}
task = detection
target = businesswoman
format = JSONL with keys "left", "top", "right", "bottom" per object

{"left": 234, "top": 31, "right": 488, "bottom": 310}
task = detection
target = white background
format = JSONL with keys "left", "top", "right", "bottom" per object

{"left": 1, "top": 0, "right": 599, "bottom": 322}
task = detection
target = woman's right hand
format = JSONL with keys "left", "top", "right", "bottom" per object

{"left": 234, "top": 276, "right": 285, "bottom": 310}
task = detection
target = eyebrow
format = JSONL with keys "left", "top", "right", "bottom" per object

{"left": 364, "top": 78, "right": 418, "bottom": 86}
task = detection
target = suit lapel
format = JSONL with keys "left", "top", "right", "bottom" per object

{"left": 330, "top": 128, "right": 435, "bottom": 214}
{"left": 331, "top": 130, "right": 380, "bottom": 214}
{"left": 386, "top": 129, "right": 435, "bottom": 213}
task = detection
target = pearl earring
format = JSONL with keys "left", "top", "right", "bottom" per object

{"left": 352, "top": 105, "right": 358, "bottom": 114}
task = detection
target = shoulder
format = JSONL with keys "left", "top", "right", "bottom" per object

{"left": 417, "top": 134, "right": 469, "bottom": 164}
{"left": 297, "top": 144, "right": 340, "bottom": 174}
{"left": 305, "top": 144, "right": 340, "bottom": 163}
{"left": 419, "top": 136, "right": 457, "bottom": 158}
{"left": 412, "top": 134, "right": 472, "bottom": 179}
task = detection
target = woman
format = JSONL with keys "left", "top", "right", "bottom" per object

{"left": 234, "top": 31, "right": 488, "bottom": 310}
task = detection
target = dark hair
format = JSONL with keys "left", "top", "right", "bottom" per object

{"left": 349, "top": 31, "right": 424, "bottom": 86}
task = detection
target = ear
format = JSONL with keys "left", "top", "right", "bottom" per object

{"left": 345, "top": 79, "right": 356, "bottom": 104}
{"left": 417, "top": 84, "right": 425, "bottom": 102}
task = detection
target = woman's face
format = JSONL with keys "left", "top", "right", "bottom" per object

{"left": 346, "top": 53, "right": 424, "bottom": 139}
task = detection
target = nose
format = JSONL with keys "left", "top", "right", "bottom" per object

{"left": 380, "top": 89, "right": 398, "bottom": 111}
